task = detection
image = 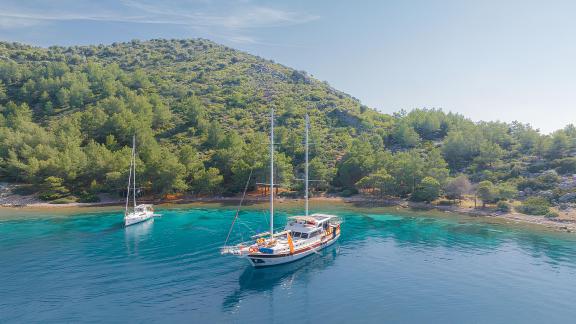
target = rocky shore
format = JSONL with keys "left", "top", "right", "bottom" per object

{"left": 1, "top": 182, "right": 575, "bottom": 233}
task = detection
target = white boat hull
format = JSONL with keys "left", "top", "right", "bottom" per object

{"left": 124, "top": 212, "right": 154, "bottom": 226}
{"left": 247, "top": 233, "right": 340, "bottom": 268}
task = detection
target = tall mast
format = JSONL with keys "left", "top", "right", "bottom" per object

{"left": 270, "top": 107, "right": 275, "bottom": 236}
{"left": 305, "top": 114, "right": 309, "bottom": 217}
{"left": 132, "top": 135, "right": 136, "bottom": 208}
{"left": 125, "top": 143, "right": 133, "bottom": 215}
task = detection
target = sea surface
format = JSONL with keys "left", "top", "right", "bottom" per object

{"left": 1, "top": 202, "right": 576, "bottom": 323}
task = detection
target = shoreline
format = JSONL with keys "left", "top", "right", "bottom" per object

{"left": 2, "top": 194, "right": 576, "bottom": 233}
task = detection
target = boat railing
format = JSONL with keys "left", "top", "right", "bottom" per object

{"left": 250, "top": 230, "right": 289, "bottom": 239}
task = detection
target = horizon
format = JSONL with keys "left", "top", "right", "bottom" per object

{"left": 1, "top": 0, "right": 575, "bottom": 133}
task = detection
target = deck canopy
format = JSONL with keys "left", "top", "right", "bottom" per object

{"left": 288, "top": 214, "right": 338, "bottom": 224}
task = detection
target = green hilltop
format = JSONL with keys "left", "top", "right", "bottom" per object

{"left": 0, "top": 39, "right": 575, "bottom": 215}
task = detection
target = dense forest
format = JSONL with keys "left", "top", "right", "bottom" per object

{"left": 1, "top": 39, "right": 575, "bottom": 216}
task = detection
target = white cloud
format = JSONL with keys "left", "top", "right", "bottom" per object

{"left": 0, "top": 16, "right": 41, "bottom": 29}
{"left": 0, "top": 0, "right": 319, "bottom": 30}
{"left": 120, "top": 0, "right": 319, "bottom": 29}
{"left": 226, "top": 35, "right": 258, "bottom": 44}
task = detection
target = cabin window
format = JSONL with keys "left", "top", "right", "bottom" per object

{"left": 310, "top": 231, "right": 319, "bottom": 238}
{"left": 301, "top": 233, "right": 309, "bottom": 239}
{"left": 292, "top": 232, "right": 301, "bottom": 238}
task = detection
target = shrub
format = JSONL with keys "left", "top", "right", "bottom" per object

{"left": 545, "top": 210, "right": 559, "bottom": 218}
{"left": 39, "top": 176, "right": 70, "bottom": 201}
{"left": 340, "top": 189, "right": 358, "bottom": 197}
{"left": 527, "top": 161, "right": 550, "bottom": 173}
{"left": 476, "top": 180, "right": 496, "bottom": 206}
{"left": 279, "top": 191, "right": 300, "bottom": 198}
{"left": 78, "top": 192, "right": 100, "bottom": 203}
{"left": 49, "top": 196, "right": 78, "bottom": 204}
{"left": 496, "top": 183, "right": 517, "bottom": 201}
{"left": 554, "top": 157, "right": 576, "bottom": 175}
{"left": 39, "top": 192, "right": 66, "bottom": 201}
{"left": 517, "top": 171, "right": 560, "bottom": 192}
{"left": 518, "top": 197, "right": 551, "bottom": 215}
{"left": 411, "top": 176, "right": 441, "bottom": 202}
{"left": 496, "top": 201, "right": 511, "bottom": 212}
{"left": 444, "top": 175, "right": 472, "bottom": 201}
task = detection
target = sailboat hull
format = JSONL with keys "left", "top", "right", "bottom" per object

{"left": 247, "top": 233, "right": 340, "bottom": 268}
{"left": 124, "top": 211, "right": 154, "bottom": 226}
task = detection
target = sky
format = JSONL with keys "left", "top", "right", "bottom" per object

{"left": 0, "top": 0, "right": 575, "bottom": 133}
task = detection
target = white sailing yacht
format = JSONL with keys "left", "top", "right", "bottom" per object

{"left": 124, "top": 135, "right": 154, "bottom": 227}
{"left": 221, "top": 110, "right": 341, "bottom": 267}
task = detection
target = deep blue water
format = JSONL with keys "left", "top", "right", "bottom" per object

{"left": 1, "top": 203, "right": 576, "bottom": 323}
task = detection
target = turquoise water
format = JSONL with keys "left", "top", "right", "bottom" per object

{"left": 2, "top": 204, "right": 576, "bottom": 323}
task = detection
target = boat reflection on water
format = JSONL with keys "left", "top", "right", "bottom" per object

{"left": 222, "top": 243, "right": 339, "bottom": 311}
{"left": 124, "top": 219, "right": 153, "bottom": 254}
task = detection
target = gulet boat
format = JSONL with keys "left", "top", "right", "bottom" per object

{"left": 221, "top": 110, "right": 341, "bottom": 267}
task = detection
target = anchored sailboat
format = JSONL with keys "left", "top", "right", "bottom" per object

{"left": 124, "top": 135, "right": 154, "bottom": 227}
{"left": 221, "top": 109, "right": 341, "bottom": 267}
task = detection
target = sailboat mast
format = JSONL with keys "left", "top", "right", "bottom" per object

{"left": 132, "top": 135, "right": 136, "bottom": 208}
{"left": 305, "top": 114, "right": 309, "bottom": 217}
{"left": 125, "top": 145, "right": 133, "bottom": 215}
{"left": 270, "top": 107, "right": 275, "bottom": 237}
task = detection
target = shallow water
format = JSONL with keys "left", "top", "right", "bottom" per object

{"left": 1, "top": 203, "right": 576, "bottom": 323}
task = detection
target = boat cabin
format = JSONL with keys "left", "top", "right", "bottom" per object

{"left": 134, "top": 204, "right": 154, "bottom": 213}
{"left": 284, "top": 214, "right": 338, "bottom": 240}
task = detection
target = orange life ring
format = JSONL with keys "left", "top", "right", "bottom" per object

{"left": 249, "top": 246, "right": 259, "bottom": 253}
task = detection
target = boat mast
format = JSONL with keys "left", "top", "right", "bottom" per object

{"left": 270, "top": 107, "right": 275, "bottom": 237}
{"left": 125, "top": 137, "right": 134, "bottom": 215}
{"left": 132, "top": 135, "right": 137, "bottom": 209}
{"left": 305, "top": 114, "right": 309, "bottom": 217}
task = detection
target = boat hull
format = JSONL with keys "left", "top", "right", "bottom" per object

{"left": 248, "top": 233, "right": 340, "bottom": 268}
{"left": 124, "top": 212, "right": 154, "bottom": 227}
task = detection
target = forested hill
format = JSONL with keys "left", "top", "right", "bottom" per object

{"left": 0, "top": 38, "right": 391, "bottom": 197}
{"left": 1, "top": 39, "right": 575, "bottom": 214}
